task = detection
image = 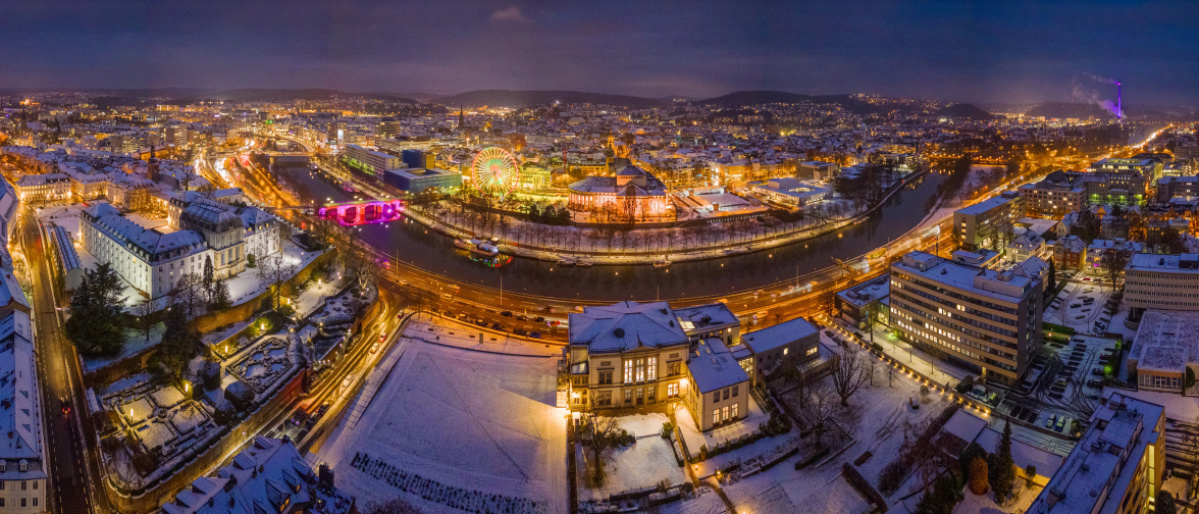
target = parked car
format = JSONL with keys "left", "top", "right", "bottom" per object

{"left": 513, "top": 328, "right": 528, "bottom": 336}
{"left": 529, "top": 331, "right": 542, "bottom": 339}
{"left": 1046, "top": 415, "right": 1057, "bottom": 428}
{"left": 533, "top": 316, "right": 546, "bottom": 323}
{"left": 500, "top": 311, "right": 513, "bottom": 317}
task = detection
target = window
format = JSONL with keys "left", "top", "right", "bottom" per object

{"left": 806, "top": 347, "right": 818, "bottom": 356}
{"left": 20, "top": 480, "right": 25, "bottom": 490}
{"left": 667, "top": 383, "right": 679, "bottom": 398}
{"left": 647, "top": 357, "right": 657, "bottom": 380}
{"left": 732, "top": 385, "right": 739, "bottom": 397}
{"left": 624, "top": 361, "right": 633, "bottom": 384}
{"left": 712, "top": 392, "right": 720, "bottom": 403}
{"left": 635, "top": 358, "right": 646, "bottom": 383}
{"left": 722, "top": 406, "right": 729, "bottom": 421}
{"left": 784, "top": 347, "right": 789, "bottom": 356}
{"left": 31, "top": 480, "right": 35, "bottom": 490}
{"left": 0, "top": 497, "right": 5, "bottom": 507}
{"left": 647, "top": 386, "right": 656, "bottom": 402}
{"left": 598, "top": 370, "right": 613, "bottom": 385}
{"left": 668, "top": 362, "right": 681, "bottom": 376}
{"left": 732, "top": 403, "right": 739, "bottom": 418}
{"left": 21, "top": 498, "right": 26, "bottom": 507}
{"left": 713, "top": 410, "right": 720, "bottom": 426}
{"left": 723, "top": 388, "right": 730, "bottom": 401}
{"left": 32, "top": 497, "right": 36, "bottom": 507}
{"left": 624, "top": 390, "right": 632, "bottom": 404}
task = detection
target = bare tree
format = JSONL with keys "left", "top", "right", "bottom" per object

{"left": 1100, "top": 250, "right": 1129, "bottom": 292}
{"left": 830, "top": 349, "right": 871, "bottom": 406}
{"left": 173, "top": 273, "right": 205, "bottom": 318}
{"left": 802, "top": 382, "right": 838, "bottom": 448}
{"left": 257, "top": 252, "right": 297, "bottom": 309}
{"left": 578, "top": 415, "right": 622, "bottom": 486}
{"left": 133, "top": 298, "right": 156, "bottom": 341}
{"left": 887, "top": 363, "right": 896, "bottom": 388}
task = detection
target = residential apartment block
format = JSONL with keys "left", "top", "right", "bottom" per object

{"left": 889, "top": 251, "right": 1046, "bottom": 385}
{"left": 953, "top": 192, "right": 1023, "bottom": 252}
{"left": 1126, "top": 311, "right": 1199, "bottom": 393}
{"left": 1030, "top": 392, "right": 1164, "bottom": 514}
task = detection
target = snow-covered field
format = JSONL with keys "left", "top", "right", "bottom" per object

{"left": 316, "top": 339, "right": 567, "bottom": 513}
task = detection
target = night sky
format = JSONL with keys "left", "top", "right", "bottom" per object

{"left": 4, "top": 0, "right": 1198, "bottom": 105}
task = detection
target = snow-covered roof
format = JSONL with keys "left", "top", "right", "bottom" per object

{"left": 673, "top": 303, "right": 739, "bottom": 334}
{"left": 1126, "top": 253, "right": 1199, "bottom": 274}
{"left": 569, "top": 301, "right": 688, "bottom": 353}
{"left": 894, "top": 251, "right": 1043, "bottom": 303}
{"left": 741, "top": 317, "right": 818, "bottom": 355}
{"left": 83, "top": 204, "right": 208, "bottom": 260}
{"left": 1031, "top": 392, "right": 1164, "bottom": 514}
{"left": 1130, "top": 311, "right": 1199, "bottom": 372}
{"left": 955, "top": 194, "right": 1016, "bottom": 217}
{"left": 836, "top": 274, "right": 890, "bottom": 309}
{"left": 689, "top": 339, "right": 749, "bottom": 393}
{"left": 162, "top": 437, "right": 354, "bottom": 514}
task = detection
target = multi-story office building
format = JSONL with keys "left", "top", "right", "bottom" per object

{"left": 953, "top": 192, "right": 1023, "bottom": 251}
{"left": 1089, "top": 157, "right": 1161, "bottom": 182}
{"left": 889, "top": 251, "right": 1046, "bottom": 385}
{"left": 835, "top": 274, "right": 891, "bottom": 330}
{"left": 342, "top": 144, "right": 404, "bottom": 176}
{"left": 1123, "top": 254, "right": 1199, "bottom": 324}
{"left": 1020, "top": 169, "right": 1147, "bottom": 216}
{"left": 796, "top": 160, "right": 839, "bottom": 181}
{"left": 382, "top": 167, "right": 463, "bottom": 193}
{"left": 1175, "top": 144, "right": 1199, "bottom": 162}
{"left": 400, "top": 149, "right": 433, "bottom": 170}
{"left": 1157, "top": 176, "right": 1199, "bottom": 203}
{"left": 1030, "top": 392, "right": 1164, "bottom": 514}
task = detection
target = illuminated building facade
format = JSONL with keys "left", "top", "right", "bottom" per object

{"left": 567, "top": 165, "right": 673, "bottom": 222}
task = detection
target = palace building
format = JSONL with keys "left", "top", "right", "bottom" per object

{"left": 567, "top": 165, "right": 673, "bottom": 222}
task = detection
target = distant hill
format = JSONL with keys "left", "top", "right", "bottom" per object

{"left": 74, "top": 88, "right": 416, "bottom": 103}
{"left": 1025, "top": 102, "right": 1114, "bottom": 119}
{"left": 433, "top": 90, "right": 666, "bottom": 109}
{"left": 692, "top": 90, "right": 885, "bottom": 115}
{"left": 934, "top": 103, "right": 995, "bottom": 120}
{"left": 693, "top": 90, "right": 816, "bottom": 106}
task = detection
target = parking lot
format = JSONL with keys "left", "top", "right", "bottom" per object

{"left": 1045, "top": 277, "right": 1119, "bottom": 336}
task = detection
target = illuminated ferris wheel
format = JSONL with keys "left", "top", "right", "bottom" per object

{"left": 469, "top": 147, "right": 520, "bottom": 195}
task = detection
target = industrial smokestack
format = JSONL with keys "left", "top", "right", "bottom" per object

{"left": 1116, "top": 82, "right": 1123, "bottom": 119}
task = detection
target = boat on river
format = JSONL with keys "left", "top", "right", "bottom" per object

{"left": 454, "top": 238, "right": 500, "bottom": 257}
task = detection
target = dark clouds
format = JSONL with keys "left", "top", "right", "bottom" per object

{"left": 2, "top": 0, "right": 1197, "bottom": 104}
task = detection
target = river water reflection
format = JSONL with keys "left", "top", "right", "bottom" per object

{"left": 278, "top": 167, "right": 947, "bottom": 301}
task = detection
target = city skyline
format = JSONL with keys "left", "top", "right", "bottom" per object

{"left": 4, "top": 0, "right": 1199, "bottom": 106}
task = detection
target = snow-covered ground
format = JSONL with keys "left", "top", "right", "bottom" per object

{"left": 80, "top": 324, "right": 165, "bottom": 373}
{"left": 315, "top": 338, "right": 567, "bottom": 513}
{"left": 1044, "top": 277, "right": 1115, "bottom": 336}
{"left": 710, "top": 338, "right": 960, "bottom": 512}
{"left": 579, "top": 413, "right": 684, "bottom": 502}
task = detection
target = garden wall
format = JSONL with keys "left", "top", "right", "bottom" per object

{"left": 190, "top": 249, "right": 334, "bottom": 334}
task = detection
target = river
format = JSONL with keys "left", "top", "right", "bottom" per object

{"left": 275, "top": 165, "right": 948, "bottom": 301}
